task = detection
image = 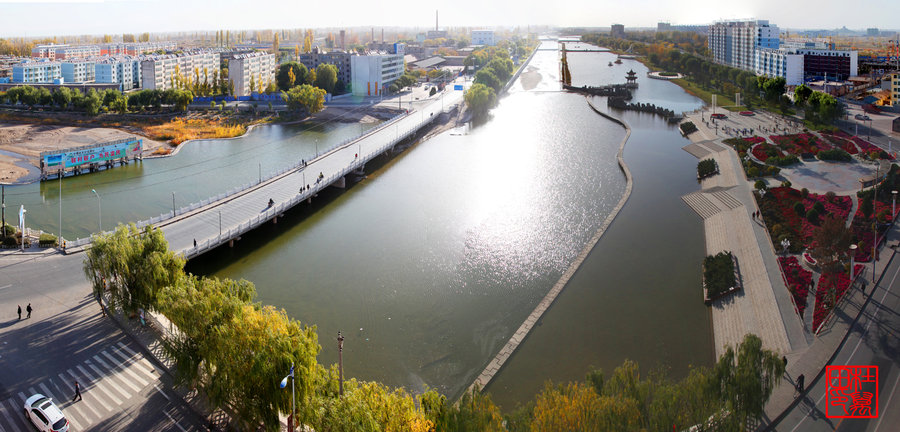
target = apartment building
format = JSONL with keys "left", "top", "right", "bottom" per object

{"left": 351, "top": 52, "right": 404, "bottom": 96}
{"left": 60, "top": 60, "right": 96, "bottom": 83}
{"left": 32, "top": 44, "right": 101, "bottom": 60}
{"left": 228, "top": 51, "right": 276, "bottom": 96}
{"left": 796, "top": 49, "right": 858, "bottom": 82}
{"left": 709, "top": 20, "right": 780, "bottom": 71}
{"left": 12, "top": 61, "right": 62, "bottom": 83}
{"left": 104, "top": 41, "right": 177, "bottom": 56}
{"left": 755, "top": 49, "right": 804, "bottom": 85}
{"left": 96, "top": 57, "right": 141, "bottom": 91}
{"left": 471, "top": 30, "right": 495, "bottom": 46}
{"left": 140, "top": 52, "right": 218, "bottom": 91}
{"left": 298, "top": 48, "right": 352, "bottom": 87}
{"left": 889, "top": 73, "right": 900, "bottom": 107}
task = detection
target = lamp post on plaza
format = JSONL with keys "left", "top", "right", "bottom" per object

{"left": 338, "top": 331, "right": 345, "bottom": 396}
{"left": 91, "top": 189, "right": 101, "bottom": 233}
{"left": 893, "top": 190, "right": 898, "bottom": 224}
{"left": 850, "top": 244, "right": 858, "bottom": 281}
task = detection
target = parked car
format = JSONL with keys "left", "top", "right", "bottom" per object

{"left": 23, "top": 394, "right": 68, "bottom": 432}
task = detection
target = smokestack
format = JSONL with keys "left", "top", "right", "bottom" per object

{"left": 382, "top": 29, "right": 384, "bottom": 43}
{"left": 371, "top": 27, "right": 374, "bottom": 43}
{"left": 436, "top": 10, "right": 439, "bottom": 31}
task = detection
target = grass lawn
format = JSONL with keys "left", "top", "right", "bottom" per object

{"left": 671, "top": 78, "right": 746, "bottom": 112}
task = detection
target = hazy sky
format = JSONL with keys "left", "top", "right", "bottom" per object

{"left": 0, "top": 0, "right": 895, "bottom": 38}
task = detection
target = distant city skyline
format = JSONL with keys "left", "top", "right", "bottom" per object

{"left": 0, "top": 0, "right": 897, "bottom": 38}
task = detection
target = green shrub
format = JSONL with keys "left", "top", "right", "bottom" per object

{"left": 806, "top": 208, "right": 819, "bottom": 222}
{"left": 817, "top": 149, "right": 852, "bottom": 162}
{"left": 2, "top": 236, "right": 16, "bottom": 247}
{"left": 680, "top": 121, "right": 698, "bottom": 135}
{"left": 768, "top": 155, "right": 800, "bottom": 166}
{"left": 813, "top": 202, "right": 825, "bottom": 214}
{"left": 39, "top": 233, "right": 58, "bottom": 247}
{"left": 754, "top": 180, "right": 767, "bottom": 190}
{"left": 801, "top": 188, "right": 809, "bottom": 197}
{"left": 704, "top": 251, "right": 736, "bottom": 298}
{"left": 794, "top": 201, "right": 805, "bottom": 215}
{"left": 2, "top": 224, "right": 14, "bottom": 237}
{"left": 781, "top": 180, "right": 792, "bottom": 188}
{"left": 698, "top": 159, "right": 717, "bottom": 178}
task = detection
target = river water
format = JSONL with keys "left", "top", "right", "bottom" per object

{"left": 10, "top": 40, "right": 714, "bottom": 408}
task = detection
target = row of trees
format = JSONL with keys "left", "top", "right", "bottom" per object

{"left": 0, "top": 86, "right": 194, "bottom": 114}
{"left": 464, "top": 47, "right": 518, "bottom": 118}
{"left": 275, "top": 62, "right": 342, "bottom": 95}
{"left": 84, "top": 224, "right": 787, "bottom": 431}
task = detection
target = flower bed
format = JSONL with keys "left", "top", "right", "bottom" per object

{"left": 820, "top": 132, "right": 859, "bottom": 155}
{"left": 778, "top": 256, "right": 813, "bottom": 317}
{"left": 849, "top": 200, "right": 895, "bottom": 261}
{"left": 770, "top": 133, "right": 831, "bottom": 156}
{"left": 760, "top": 187, "right": 853, "bottom": 251}
{"left": 751, "top": 143, "right": 784, "bottom": 163}
{"left": 851, "top": 136, "right": 888, "bottom": 159}
{"left": 740, "top": 111, "right": 755, "bottom": 116}
{"left": 812, "top": 265, "right": 863, "bottom": 331}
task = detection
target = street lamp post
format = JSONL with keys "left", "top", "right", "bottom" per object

{"left": 172, "top": 192, "right": 176, "bottom": 218}
{"left": 850, "top": 244, "right": 858, "bottom": 281}
{"left": 218, "top": 211, "right": 222, "bottom": 237}
{"left": 280, "top": 363, "right": 295, "bottom": 431}
{"left": 893, "top": 190, "right": 898, "bottom": 223}
{"left": 58, "top": 176, "right": 62, "bottom": 248}
{"left": 91, "top": 189, "right": 101, "bottom": 232}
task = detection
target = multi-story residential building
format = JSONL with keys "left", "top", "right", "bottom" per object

{"left": 103, "top": 42, "right": 177, "bottom": 56}
{"left": 60, "top": 60, "right": 96, "bottom": 83}
{"left": 351, "top": 51, "right": 404, "bottom": 96}
{"left": 96, "top": 57, "right": 141, "bottom": 91}
{"left": 228, "top": 51, "right": 276, "bottom": 97}
{"left": 611, "top": 24, "right": 625, "bottom": 38}
{"left": 12, "top": 61, "right": 62, "bottom": 83}
{"left": 709, "top": 20, "right": 780, "bottom": 71}
{"left": 140, "top": 52, "right": 218, "bottom": 91}
{"left": 298, "top": 48, "right": 352, "bottom": 87}
{"left": 471, "top": 30, "right": 495, "bottom": 46}
{"left": 755, "top": 49, "right": 804, "bottom": 85}
{"left": 889, "top": 73, "right": 899, "bottom": 107}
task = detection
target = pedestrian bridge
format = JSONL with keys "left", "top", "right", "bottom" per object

{"left": 66, "top": 86, "right": 467, "bottom": 258}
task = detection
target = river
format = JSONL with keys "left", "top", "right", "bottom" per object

{"left": 10, "top": 40, "right": 714, "bottom": 408}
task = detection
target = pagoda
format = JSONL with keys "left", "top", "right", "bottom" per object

{"left": 625, "top": 69, "right": 638, "bottom": 87}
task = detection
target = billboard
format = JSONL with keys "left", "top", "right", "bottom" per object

{"left": 43, "top": 138, "right": 142, "bottom": 169}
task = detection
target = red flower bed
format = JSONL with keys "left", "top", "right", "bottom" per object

{"left": 770, "top": 133, "right": 831, "bottom": 156}
{"left": 751, "top": 143, "right": 783, "bottom": 162}
{"left": 850, "top": 200, "right": 895, "bottom": 261}
{"left": 851, "top": 136, "right": 887, "bottom": 158}
{"left": 779, "top": 256, "right": 813, "bottom": 317}
{"left": 744, "top": 136, "right": 766, "bottom": 144}
{"left": 762, "top": 187, "right": 853, "bottom": 251}
{"left": 740, "top": 111, "right": 755, "bottom": 116}
{"left": 819, "top": 132, "right": 859, "bottom": 155}
{"left": 812, "top": 266, "right": 863, "bottom": 331}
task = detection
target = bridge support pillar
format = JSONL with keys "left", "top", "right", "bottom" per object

{"left": 273, "top": 216, "right": 277, "bottom": 224}
{"left": 229, "top": 239, "right": 234, "bottom": 248}
{"left": 330, "top": 176, "right": 347, "bottom": 189}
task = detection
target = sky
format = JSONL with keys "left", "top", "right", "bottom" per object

{"left": 0, "top": 0, "right": 896, "bottom": 38}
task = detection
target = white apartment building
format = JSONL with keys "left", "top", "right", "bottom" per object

{"left": 890, "top": 73, "right": 899, "bottom": 107}
{"left": 709, "top": 20, "right": 780, "bottom": 71}
{"left": 755, "top": 49, "right": 804, "bottom": 85}
{"left": 350, "top": 52, "right": 404, "bottom": 96}
{"left": 471, "top": 30, "right": 495, "bottom": 46}
{"left": 60, "top": 61, "right": 96, "bottom": 83}
{"left": 96, "top": 57, "right": 141, "bottom": 91}
{"left": 140, "top": 52, "right": 218, "bottom": 91}
{"left": 12, "top": 61, "right": 62, "bottom": 83}
{"left": 228, "top": 51, "right": 276, "bottom": 97}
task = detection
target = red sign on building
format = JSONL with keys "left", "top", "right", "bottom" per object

{"left": 826, "top": 365, "right": 879, "bottom": 418}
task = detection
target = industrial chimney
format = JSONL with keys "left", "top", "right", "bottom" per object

{"left": 435, "top": 10, "right": 439, "bottom": 31}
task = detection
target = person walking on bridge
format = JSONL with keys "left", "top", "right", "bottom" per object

{"left": 17, "top": 305, "right": 21, "bottom": 320}
{"left": 26, "top": 303, "right": 32, "bottom": 319}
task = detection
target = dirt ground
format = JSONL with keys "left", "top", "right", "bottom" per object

{"left": 0, "top": 123, "right": 167, "bottom": 183}
{"left": 518, "top": 65, "right": 542, "bottom": 91}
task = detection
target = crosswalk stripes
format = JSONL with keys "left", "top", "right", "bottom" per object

{"left": 0, "top": 342, "right": 188, "bottom": 432}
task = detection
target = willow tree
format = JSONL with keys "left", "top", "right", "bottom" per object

{"left": 83, "top": 223, "right": 184, "bottom": 314}
{"left": 714, "top": 334, "right": 785, "bottom": 430}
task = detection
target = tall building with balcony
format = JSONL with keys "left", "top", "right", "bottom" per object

{"left": 60, "top": 60, "right": 96, "bottom": 83}
{"left": 228, "top": 51, "right": 276, "bottom": 97}
{"left": 351, "top": 52, "right": 404, "bottom": 96}
{"left": 12, "top": 61, "right": 62, "bottom": 83}
{"left": 610, "top": 24, "right": 625, "bottom": 38}
{"left": 709, "top": 20, "right": 780, "bottom": 71}
{"left": 96, "top": 57, "right": 142, "bottom": 91}
{"left": 889, "top": 73, "right": 899, "bottom": 107}
{"left": 140, "top": 52, "right": 218, "bottom": 91}
{"left": 471, "top": 30, "right": 495, "bottom": 46}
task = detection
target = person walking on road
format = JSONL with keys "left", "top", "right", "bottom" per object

{"left": 26, "top": 303, "right": 32, "bottom": 319}
{"left": 72, "top": 381, "right": 82, "bottom": 402}
{"left": 796, "top": 374, "right": 805, "bottom": 393}
{"left": 17, "top": 305, "right": 21, "bottom": 320}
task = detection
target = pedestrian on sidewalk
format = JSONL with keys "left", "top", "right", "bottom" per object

{"left": 17, "top": 305, "right": 21, "bottom": 320}
{"left": 796, "top": 374, "right": 805, "bottom": 393}
{"left": 72, "top": 381, "right": 81, "bottom": 402}
{"left": 26, "top": 303, "right": 32, "bottom": 319}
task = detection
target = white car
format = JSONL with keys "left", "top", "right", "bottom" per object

{"left": 23, "top": 394, "right": 69, "bottom": 432}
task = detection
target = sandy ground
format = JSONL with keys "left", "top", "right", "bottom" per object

{"left": 518, "top": 65, "right": 542, "bottom": 91}
{"left": 0, "top": 123, "right": 167, "bottom": 183}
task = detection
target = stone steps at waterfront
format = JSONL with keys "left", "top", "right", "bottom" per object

{"left": 682, "top": 193, "right": 722, "bottom": 219}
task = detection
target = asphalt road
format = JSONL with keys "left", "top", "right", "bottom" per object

{"left": 773, "top": 251, "right": 900, "bottom": 431}
{"left": 0, "top": 252, "right": 206, "bottom": 431}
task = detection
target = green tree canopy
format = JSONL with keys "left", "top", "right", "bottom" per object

{"left": 281, "top": 84, "right": 325, "bottom": 114}
{"left": 464, "top": 83, "right": 497, "bottom": 118}
{"left": 314, "top": 63, "right": 338, "bottom": 94}
{"left": 276, "top": 62, "right": 309, "bottom": 91}
{"left": 83, "top": 223, "right": 185, "bottom": 314}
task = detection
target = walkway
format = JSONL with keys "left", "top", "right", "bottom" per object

{"left": 681, "top": 110, "right": 806, "bottom": 357}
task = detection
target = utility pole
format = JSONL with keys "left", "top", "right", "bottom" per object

{"left": 172, "top": 191, "right": 176, "bottom": 218}
{"left": 338, "top": 331, "right": 345, "bottom": 396}
{"left": 2, "top": 184, "right": 5, "bottom": 238}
